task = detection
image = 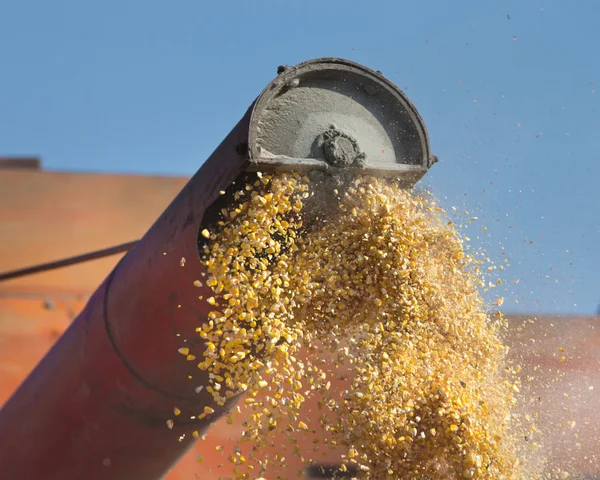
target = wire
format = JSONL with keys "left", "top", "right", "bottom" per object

{"left": 0, "top": 241, "right": 139, "bottom": 283}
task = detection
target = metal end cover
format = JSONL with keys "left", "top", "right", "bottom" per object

{"left": 247, "top": 58, "right": 437, "bottom": 185}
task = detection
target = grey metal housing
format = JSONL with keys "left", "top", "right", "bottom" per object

{"left": 247, "top": 58, "right": 437, "bottom": 185}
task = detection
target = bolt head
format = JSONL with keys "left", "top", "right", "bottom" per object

{"left": 323, "top": 135, "right": 358, "bottom": 167}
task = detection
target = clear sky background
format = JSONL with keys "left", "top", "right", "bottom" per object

{"left": 0, "top": 0, "right": 598, "bottom": 315}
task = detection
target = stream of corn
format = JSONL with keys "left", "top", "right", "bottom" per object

{"left": 184, "top": 172, "right": 547, "bottom": 479}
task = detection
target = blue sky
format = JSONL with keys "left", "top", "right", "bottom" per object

{"left": 1, "top": 0, "right": 598, "bottom": 315}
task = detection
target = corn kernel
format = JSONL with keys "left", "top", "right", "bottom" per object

{"left": 189, "top": 172, "right": 533, "bottom": 480}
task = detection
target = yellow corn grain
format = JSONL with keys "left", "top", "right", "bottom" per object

{"left": 183, "top": 172, "right": 537, "bottom": 480}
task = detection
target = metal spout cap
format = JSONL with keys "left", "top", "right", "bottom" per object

{"left": 247, "top": 58, "right": 437, "bottom": 186}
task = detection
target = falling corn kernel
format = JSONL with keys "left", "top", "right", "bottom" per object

{"left": 166, "top": 419, "right": 174, "bottom": 429}
{"left": 201, "top": 229, "right": 210, "bottom": 239}
{"left": 173, "top": 407, "right": 181, "bottom": 416}
{"left": 189, "top": 172, "right": 537, "bottom": 480}
{"left": 177, "top": 347, "right": 189, "bottom": 356}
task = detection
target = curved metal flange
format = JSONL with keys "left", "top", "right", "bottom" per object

{"left": 246, "top": 58, "right": 438, "bottom": 185}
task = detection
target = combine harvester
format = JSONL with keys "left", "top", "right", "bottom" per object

{"left": 0, "top": 58, "right": 437, "bottom": 480}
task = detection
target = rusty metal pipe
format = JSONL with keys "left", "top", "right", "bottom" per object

{"left": 0, "top": 58, "right": 435, "bottom": 480}
{"left": 0, "top": 112, "right": 252, "bottom": 480}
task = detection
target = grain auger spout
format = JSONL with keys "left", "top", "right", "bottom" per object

{"left": 248, "top": 59, "right": 437, "bottom": 183}
{"left": 0, "top": 58, "right": 437, "bottom": 480}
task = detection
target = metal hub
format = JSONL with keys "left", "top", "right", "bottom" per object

{"left": 319, "top": 126, "right": 365, "bottom": 167}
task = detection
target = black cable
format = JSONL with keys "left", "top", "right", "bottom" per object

{"left": 0, "top": 241, "right": 139, "bottom": 283}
